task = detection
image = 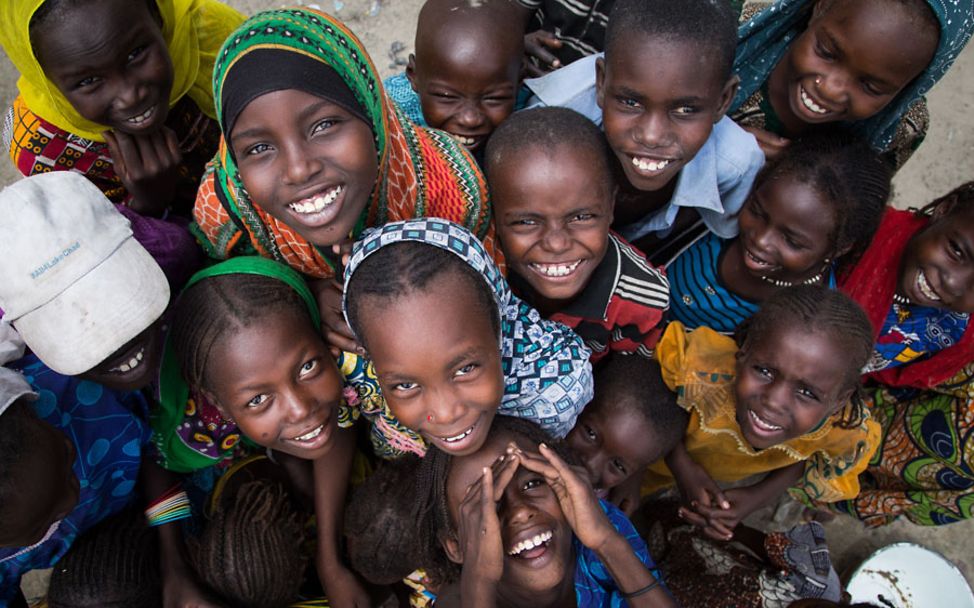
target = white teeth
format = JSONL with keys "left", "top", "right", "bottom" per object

{"left": 917, "top": 269, "right": 941, "bottom": 301}
{"left": 126, "top": 107, "right": 154, "bottom": 124}
{"left": 288, "top": 186, "right": 343, "bottom": 214}
{"left": 452, "top": 134, "right": 477, "bottom": 146}
{"left": 531, "top": 260, "right": 581, "bottom": 278}
{"left": 800, "top": 86, "right": 829, "bottom": 115}
{"left": 110, "top": 347, "right": 145, "bottom": 373}
{"left": 442, "top": 426, "right": 475, "bottom": 443}
{"left": 293, "top": 424, "right": 324, "bottom": 442}
{"left": 749, "top": 409, "right": 783, "bottom": 432}
{"left": 631, "top": 157, "right": 671, "bottom": 173}
{"left": 508, "top": 530, "right": 553, "bottom": 556}
{"left": 745, "top": 249, "right": 772, "bottom": 267}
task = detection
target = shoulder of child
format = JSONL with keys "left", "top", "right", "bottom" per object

{"left": 608, "top": 233, "right": 670, "bottom": 309}
{"left": 712, "top": 116, "right": 765, "bottom": 183}
{"left": 523, "top": 54, "right": 602, "bottom": 124}
{"left": 657, "top": 322, "right": 738, "bottom": 389}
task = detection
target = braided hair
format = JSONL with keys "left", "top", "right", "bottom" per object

{"left": 168, "top": 273, "right": 313, "bottom": 391}
{"left": 47, "top": 507, "right": 161, "bottom": 608}
{"left": 345, "top": 241, "right": 500, "bottom": 348}
{"left": 753, "top": 128, "right": 891, "bottom": 268}
{"left": 189, "top": 479, "right": 308, "bottom": 608}
{"left": 918, "top": 181, "right": 974, "bottom": 220}
{"left": 735, "top": 285, "right": 874, "bottom": 428}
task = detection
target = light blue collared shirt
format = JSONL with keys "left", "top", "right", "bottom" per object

{"left": 524, "top": 54, "right": 764, "bottom": 241}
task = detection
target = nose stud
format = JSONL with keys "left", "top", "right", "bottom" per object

{"left": 815, "top": 76, "right": 822, "bottom": 85}
{"left": 427, "top": 414, "right": 433, "bottom": 423}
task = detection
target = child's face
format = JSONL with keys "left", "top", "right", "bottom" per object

{"left": 898, "top": 209, "right": 974, "bottom": 313}
{"left": 0, "top": 417, "right": 80, "bottom": 548}
{"left": 735, "top": 325, "right": 854, "bottom": 450}
{"left": 230, "top": 89, "right": 378, "bottom": 248}
{"left": 33, "top": 0, "right": 174, "bottom": 135}
{"left": 491, "top": 146, "right": 613, "bottom": 305}
{"left": 770, "top": 0, "right": 937, "bottom": 130}
{"left": 78, "top": 320, "right": 166, "bottom": 391}
{"left": 202, "top": 309, "right": 345, "bottom": 461}
{"left": 359, "top": 273, "right": 504, "bottom": 456}
{"left": 596, "top": 37, "right": 736, "bottom": 193}
{"left": 566, "top": 403, "right": 662, "bottom": 497}
{"left": 736, "top": 174, "right": 838, "bottom": 284}
{"left": 444, "top": 431, "right": 573, "bottom": 594}
{"left": 407, "top": 37, "right": 520, "bottom": 152}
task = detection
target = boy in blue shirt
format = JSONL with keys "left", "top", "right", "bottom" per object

{"left": 524, "top": 0, "right": 764, "bottom": 264}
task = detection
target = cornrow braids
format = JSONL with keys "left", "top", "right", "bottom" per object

{"left": 168, "top": 273, "right": 313, "bottom": 391}
{"left": 47, "top": 507, "right": 161, "bottom": 608}
{"left": 754, "top": 128, "right": 890, "bottom": 268}
{"left": 189, "top": 479, "right": 308, "bottom": 608}
{"left": 918, "top": 180, "right": 974, "bottom": 220}
{"left": 735, "top": 285, "right": 874, "bottom": 428}
{"left": 345, "top": 241, "right": 500, "bottom": 348}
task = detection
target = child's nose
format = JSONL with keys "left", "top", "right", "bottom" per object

{"left": 282, "top": 145, "right": 323, "bottom": 185}
{"left": 456, "top": 104, "right": 485, "bottom": 129}
{"left": 817, "top": 70, "right": 851, "bottom": 104}
{"left": 541, "top": 226, "right": 571, "bottom": 253}
{"left": 426, "top": 387, "right": 466, "bottom": 429}
{"left": 502, "top": 485, "right": 538, "bottom": 523}
{"left": 633, "top": 111, "right": 671, "bottom": 148}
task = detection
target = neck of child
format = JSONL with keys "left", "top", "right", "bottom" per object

{"left": 609, "top": 155, "right": 678, "bottom": 228}
{"left": 496, "top": 569, "right": 577, "bottom": 608}
{"left": 719, "top": 239, "right": 786, "bottom": 302}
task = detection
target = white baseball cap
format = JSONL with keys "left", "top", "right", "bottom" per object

{"left": 0, "top": 172, "right": 170, "bottom": 375}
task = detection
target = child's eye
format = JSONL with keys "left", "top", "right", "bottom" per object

{"left": 814, "top": 39, "right": 836, "bottom": 61}
{"left": 753, "top": 365, "right": 773, "bottom": 378}
{"left": 862, "top": 81, "right": 884, "bottom": 96}
{"left": 797, "top": 386, "right": 819, "bottom": 401}
{"left": 394, "top": 381, "right": 419, "bottom": 392}
{"left": 299, "top": 359, "right": 318, "bottom": 376}
{"left": 311, "top": 119, "right": 337, "bottom": 135}
{"left": 571, "top": 213, "right": 596, "bottom": 222}
{"left": 611, "top": 459, "right": 627, "bottom": 475}
{"left": 616, "top": 96, "right": 640, "bottom": 109}
{"left": 246, "top": 393, "right": 269, "bottom": 408}
{"left": 584, "top": 423, "right": 597, "bottom": 441}
{"left": 74, "top": 76, "right": 99, "bottom": 89}
{"left": 432, "top": 92, "right": 458, "bottom": 100}
{"left": 948, "top": 239, "right": 965, "bottom": 260}
{"left": 511, "top": 218, "right": 539, "bottom": 227}
{"left": 783, "top": 235, "right": 806, "bottom": 250}
{"left": 522, "top": 477, "right": 545, "bottom": 491}
{"left": 673, "top": 105, "right": 698, "bottom": 116}
{"left": 127, "top": 45, "right": 147, "bottom": 62}
{"left": 455, "top": 363, "right": 479, "bottom": 377}
{"left": 246, "top": 143, "right": 271, "bottom": 156}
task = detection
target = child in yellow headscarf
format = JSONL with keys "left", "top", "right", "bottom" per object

{"left": 0, "top": 0, "right": 243, "bottom": 217}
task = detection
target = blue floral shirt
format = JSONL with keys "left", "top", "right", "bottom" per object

{"left": 864, "top": 303, "right": 970, "bottom": 373}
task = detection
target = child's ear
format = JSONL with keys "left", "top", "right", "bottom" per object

{"left": 406, "top": 54, "right": 419, "bottom": 91}
{"left": 714, "top": 74, "right": 740, "bottom": 122}
{"left": 595, "top": 57, "right": 607, "bottom": 110}
{"left": 440, "top": 531, "right": 464, "bottom": 565}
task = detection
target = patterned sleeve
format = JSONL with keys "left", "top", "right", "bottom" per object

{"left": 654, "top": 321, "right": 690, "bottom": 394}
{"left": 790, "top": 417, "right": 882, "bottom": 504}
{"left": 881, "top": 97, "right": 928, "bottom": 172}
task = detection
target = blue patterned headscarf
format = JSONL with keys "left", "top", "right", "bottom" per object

{"left": 343, "top": 218, "right": 593, "bottom": 438}
{"left": 732, "top": 0, "right": 974, "bottom": 149}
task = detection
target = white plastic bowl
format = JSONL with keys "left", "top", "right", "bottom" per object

{"left": 846, "top": 542, "right": 973, "bottom": 608}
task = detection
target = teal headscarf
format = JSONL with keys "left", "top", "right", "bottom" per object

{"left": 732, "top": 0, "right": 974, "bottom": 149}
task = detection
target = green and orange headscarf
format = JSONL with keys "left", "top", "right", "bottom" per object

{"left": 191, "top": 7, "right": 494, "bottom": 278}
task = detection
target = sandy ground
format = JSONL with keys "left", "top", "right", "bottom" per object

{"left": 3, "top": 0, "right": 974, "bottom": 602}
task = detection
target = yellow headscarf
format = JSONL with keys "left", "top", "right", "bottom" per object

{"left": 0, "top": 0, "right": 243, "bottom": 142}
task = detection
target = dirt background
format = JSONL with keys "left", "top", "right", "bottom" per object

{"left": 3, "top": 0, "right": 974, "bottom": 601}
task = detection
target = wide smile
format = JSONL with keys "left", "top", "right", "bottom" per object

{"left": 508, "top": 529, "right": 553, "bottom": 558}
{"left": 429, "top": 418, "right": 484, "bottom": 453}
{"left": 449, "top": 132, "right": 487, "bottom": 150}
{"left": 528, "top": 260, "right": 583, "bottom": 280}
{"left": 746, "top": 408, "right": 785, "bottom": 438}
{"left": 285, "top": 184, "right": 346, "bottom": 229}
{"left": 108, "top": 345, "right": 146, "bottom": 374}
{"left": 284, "top": 415, "right": 334, "bottom": 452}
{"left": 796, "top": 83, "right": 837, "bottom": 120}
{"left": 915, "top": 268, "right": 942, "bottom": 304}
{"left": 125, "top": 106, "right": 156, "bottom": 125}
{"left": 742, "top": 244, "right": 779, "bottom": 274}
{"left": 629, "top": 155, "right": 675, "bottom": 177}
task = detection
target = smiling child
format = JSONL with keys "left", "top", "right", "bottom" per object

{"left": 383, "top": 0, "right": 524, "bottom": 156}
{"left": 193, "top": 7, "right": 493, "bottom": 281}
{"left": 343, "top": 218, "right": 594, "bottom": 458}
{"left": 648, "top": 286, "right": 879, "bottom": 541}
{"left": 487, "top": 107, "right": 669, "bottom": 361}
{"left": 0, "top": 0, "right": 243, "bottom": 216}
{"left": 667, "top": 130, "right": 890, "bottom": 333}
{"left": 732, "top": 0, "right": 973, "bottom": 169}
{"left": 522, "top": 0, "right": 764, "bottom": 262}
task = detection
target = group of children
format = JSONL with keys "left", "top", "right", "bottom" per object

{"left": 0, "top": 0, "right": 973, "bottom": 606}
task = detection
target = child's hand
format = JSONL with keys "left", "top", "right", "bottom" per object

{"left": 741, "top": 125, "right": 790, "bottom": 161}
{"left": 103, "top": 127, "right": 182, "bottom": 216}
{"left": 523, "top": 30, "right": 562, "bottom": 77}
{"left": 678, "top": 486, "right": 762, "bottom": 541}
{"left": 456, "top": 454, "right": 521, "bottom": 584}
{"left": 321, "top": 565, "right": 370, "bottom": 607}
{"left": 515, "top": 442, "right": 616, "bottom": 552}
{"left": 310, "top": 277, "right": 364, "bottom": 357}
{"left": 668, "top": 448, "right": 730, "bottom": 514}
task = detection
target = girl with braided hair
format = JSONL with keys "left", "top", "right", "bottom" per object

{"left": 647, "top": 285, "right": 880, "bottom": 542}
{"left": 830, "top": 181, "right": 974, "bottom": 526}
{"left": 666, "top": 128, "right": 890, "bottom": 333}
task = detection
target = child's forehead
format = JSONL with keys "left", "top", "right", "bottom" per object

{"left": 605, "top": 34, "right": 726, "bottom": 90}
